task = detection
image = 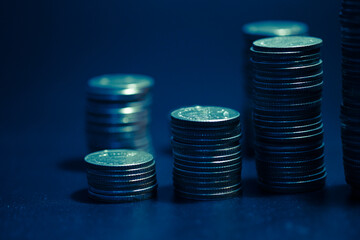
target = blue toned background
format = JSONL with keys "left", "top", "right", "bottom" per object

{"left": 1, "top": 0, "right": 357, "bottom": 239}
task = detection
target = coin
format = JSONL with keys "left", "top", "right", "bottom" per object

{"left": 87, "top": 74, "right": 153, "bottom": 99}
{"left": 340, "top": 0, "right": 360, "bottom": 192}
{"left": 84, "top": 149, "right": 157, "bottom": 203}
{"left": 243, "top": 21, "right": 308, "bottom": 38}
{"left": 251, "top": 36, "right": 326, "bottom": 193}
{"left": 242, "top": 21, "right": 309, "bottom": 157}
{"left": 170, "top": 106, "right": 242, "bottom": 200}
{"left": 85, "top": 149, "right": 153, "bottom": 169}
{"left": 88, "top": 189, "right": 157, "bottom": 203}
{"left": 86, "top": 74, "right": 154, "bottom": 153}
{"left": 252, "top": 36, "right": 322, "bottom": 52}
{"left": 171, "top": 106, "right": 240, "bottom": 127}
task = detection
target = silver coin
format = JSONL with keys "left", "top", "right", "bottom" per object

{"left": 173, "top": 165, "right": 242, "bottom": 177}
{"left": 258, "top": 176, "right": 325, "bottom": 193}
{"left": 89, "top": 183, "right": 157, "bottom": 196}
{"left": 86, "top": 123, "right": 147, "bottom": 134}
{"left": 86, "top": 105, "right": 149, "bottom": 115}
{"left": 173, "top": 176, "right": 241, "bottom": 187}
{"left": 87, "top": 170, "right": 156, "bottom": 184}
{"left": 88, "top": 188, "right": 156, "bottom": 203}
{"left": 84, "top": 149, "right": 154, "bottom": 169}
{"left": 173, "top": 170, "right": 241, "bottom": 181}
{"left": 174, "top": 155, "right": 242, "bottom": 167}
{"left": 243, "top": 20, "right": 308, "bottom": 38}
{"left": 86, "top": 96, "right": 152, "bottom": 110}
{"left": 86, "top": 162, "right": 155, "bottom": 176}
{"left": 87, "top": 172, "right": 156, "bottom": 185}
{"left": 171, "top": 106, "right": 240, "bottom": 125}
{"left": 174, "top": 187, "right": 242, "bottom": 200}
{"left": 87, "top": 74, "right": 154, "bottom": 96}
{"left": 253, "top": 36, "right": 322, "bottom": 52}
{"left": 174, "top": 161, "right": 242, "bottom": 173}
{"left": 88, "top": 179, "right": 157, "bottom": 191}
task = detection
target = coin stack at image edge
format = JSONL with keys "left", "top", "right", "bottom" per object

{"left": 251, "top": 36, "right": 327, "bottom": 193}
{"left": 170, "top": 106, "right": 243, "bottom": 200}
{"left": 84, "top": 149, "right": 157, "bottom": 202}
{"left": 339, "top": 0, "right": 360, "bottom": 194}
{"left": 86, "top": 74, "right": 154, "bottom": 153}
{"left": 242, "top": 21, "right": 309, "bottom": 157}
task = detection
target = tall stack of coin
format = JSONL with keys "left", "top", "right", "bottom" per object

{"left": 84, "top": 149, "right": 157, "bottom": 202}
{"left": 251, "top": 36, "right": 326, "bottom": 193}
{"left": 170, "top": 106, "right": 242, "bottom": 200}
{"left": 86, "top": 74, "right": 153, "bottom": 153}
{"left": 242, "top": 21, "right": 309, "bottom": 156}
{"left": 340, "top": 0, "right": 360, "bottom": 193}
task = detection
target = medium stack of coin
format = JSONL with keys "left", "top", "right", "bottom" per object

{"left": 86, "top": 74, "right": 153, "bottom": 153}
{"left": 242, "top": 21, "right": 309, "bottom": 156}
{"left": 84, "top": 149, "right": 157, "bottom": 202}
{"left": 340, "top": 0, "right": 360, "bottom": 192}
{"left": 251, "top": 36, "right": 327, "bottom": 193}
{"left": 170, "top": 106, "right": 242, "bottom": 200}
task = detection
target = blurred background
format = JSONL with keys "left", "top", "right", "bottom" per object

{"left": 1, "top": 0, "right": 350, "bottom": 239}
{"left": 1, "top": 0, "right": 341, "bottom": 153}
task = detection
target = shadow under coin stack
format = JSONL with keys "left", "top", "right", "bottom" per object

{"left": 84, "top": 149, "right": 157, "bottom": 202}
{"left": 242, "top": 21, "right": 309, "bottom": 156}
{"left": 251, "top": 36, "right": 327, "bottom": 193}
{"left": 170, "top": 106, "right": 242, "bottom": 200}
{"left": 340, "top": 0, "right": 360, "bottom": 194}
{"left": 86, "top": 74, "right": 153, "bottom": 153}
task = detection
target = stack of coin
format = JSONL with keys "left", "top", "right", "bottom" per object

{"left": 340, "top": 0, "right": 360, "bottom": 192}
{"left": 84, "top": 149, "right": 157, "bottom": 202}
{"left": 170, "top": 106, "right": 242, "bottom": 200}
{"left": 242, "top": 21, "right": 309, "bottom": 156}
{"left": 86, "top": 74, "right": 153, "bottom": 153}
{"left": 251, "top": 36, "right": 327, "bottom": 193}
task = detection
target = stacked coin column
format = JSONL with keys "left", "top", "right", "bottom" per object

{"left": 86, "top": 74, "right": 154, "bottom": 153}
{"left": 84, "top": 149, "right": 157, "bottom": 202}
{"left": 242, "top": 21, "right": 309, "bottom": 156}
{"left": 170, "top": 106, "right": 242, "bottom": 200}
{"left": 251, "top": 36, "right": 326, "bottom": 193}
{"left": 340, "top": 0, "right": 360, "bottom": 193}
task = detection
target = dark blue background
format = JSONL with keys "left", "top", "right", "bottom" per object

{"left": 2, "top": 0, "right": 358, "bottom": 239}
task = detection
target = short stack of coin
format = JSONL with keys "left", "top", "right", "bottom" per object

{"left": 170, "top": 106, "right": 242, "bottom": 200}
{"left": 251, "top": 36, "right": 327, "bottom": 193}
{"left": 86, "top": 74, "right": 154, "bottom": 153}
{"left": 242, "top": 21, "right": 309, "bottom": 156}
{"left": 340, "top": 0, "right": 360, "bottom": 192}
{"left": 84, "top": 149, "right": 157, "bottom": 202}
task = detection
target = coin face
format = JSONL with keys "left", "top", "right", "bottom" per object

{"left": 171, "top": 106, "right": 240, "bottom": 123}
{"left": 88, "top": 74, "right": 154, "bottom": 90}
{"left": 253, "top": 36, "right": 322, "bottom": 51}
{"left": 243, "top": 20, "right": 308, "bottom": 37}
{"left": 84, "top": 149, "right": 153, "bottom": 167}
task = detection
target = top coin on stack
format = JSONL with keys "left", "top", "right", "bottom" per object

{"left": 84, "top": 149, "right": 157, "bottom": 202}
{"left": 170, "top": 106, "right": 243, "bottom": 200}
{"left": 251, "top": 36, "right": 327, "bottom": 193}
{"left": 86, "top": 74, "right": 154, "bottom": 153}
{"left": 242, "top": 21, "right": 309, "bottom": 157}
{"left": 339, "top": 0, "right": 360, "bottom": 191}
{"left": 243, "top": 21, "right": 309, "bottom": 49}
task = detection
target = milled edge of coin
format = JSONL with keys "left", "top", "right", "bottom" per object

{"left": 88, "top": 182, "right": 158, "bottom": 196}
{"left": 88, "top": 188, "right": 157, "bottom": 203}
{"left": 174, "top": 186, "right": 242, "bottom": 200}
{"left": 257, "top": 176, "right": 326, "bottom": 193}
